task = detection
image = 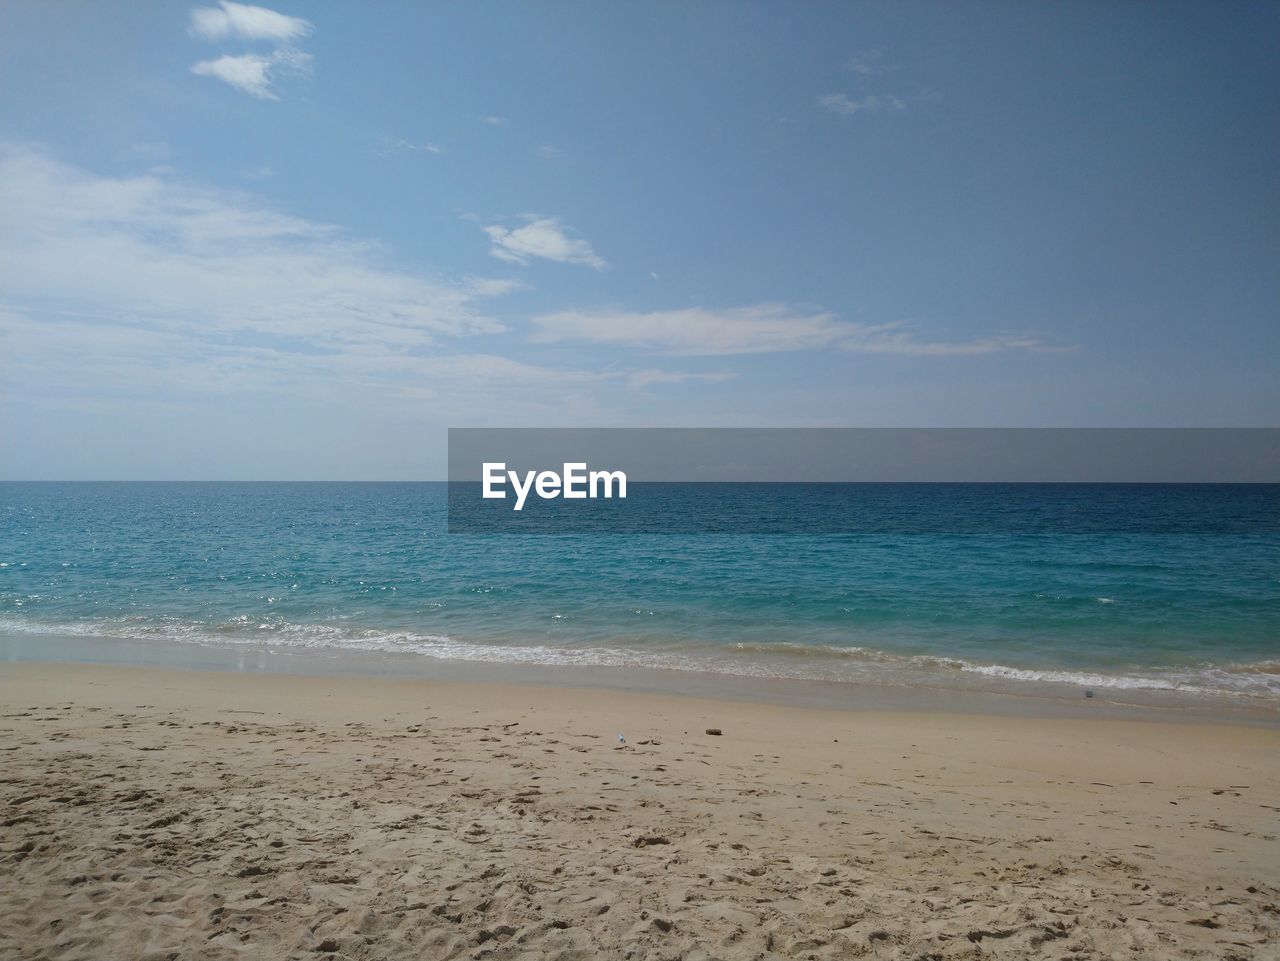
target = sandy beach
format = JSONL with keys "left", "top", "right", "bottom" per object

{"left": 1, "top": 662, "right": 1277, "bottom": 961}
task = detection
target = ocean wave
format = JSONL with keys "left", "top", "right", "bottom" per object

{"left": 1, "top": 614, "right": 1277, "bottom": 701}
{"left": 951, "top": 662, "right": 1280, "bottom": 696}
{"left": 726, "top": 640, "right": 1280, "bottom": 695}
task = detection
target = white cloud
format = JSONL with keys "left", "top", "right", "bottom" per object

{"left": 626, "top": 369, "right": 736, "bottom": 390}
{"left": 0, "top": 304, "right": 624, "bottom": 423}
{"left": 822, "top": 53, "right": 912, "bottom": 118}
{"left": 0, "top": 144, "right": 509, "bottom": 356}
{"left": 482, "top": 116, "right": 510, "bottom": 126}
{"left": 192, "top": 53, "right": 273, "bottom": 99}
{"left": 532, "top": 304, "right": 1054, "bottom": 357}
{"left": 379, "top": 139, "right": 443, "bottom": 157}
{"left": 189, "top": 1, "right": 311, "bottom": 42}
{"left": 189, "top": 3, "right": 312, "bottom": 99}
{"left": 191, "top": 47, "right": 311, "bottom": 100}
{"left": 0, "top": 146, "right": 717, "bottom": 434}
{"left": 844, "top": 51, "right": 892, "bottom": 76}
{"left": 483, "top": 217, "right": 606, "bottom": 270}
{"left": 818, "top": 92, "right": 906, "bottom": 116}
{"left": 839, "top": 326, "right": 1060, "bottom": 356}
{"left": 533, "top": 304, "right": 846, "bottom": 355}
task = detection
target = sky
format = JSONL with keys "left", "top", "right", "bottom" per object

{"left": 0, "top": 1, "right": 1276, "bottom": 480}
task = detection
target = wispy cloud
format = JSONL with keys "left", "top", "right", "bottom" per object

{"left": 626, "top": 369, "right": 737, "bottom": 390}
{"left": 818, "top": 92, "right": 906, "bottom": 116}
{"left": 842, "top": 325, "right": 1063, "bottom": 357}
{"left": 0, "top": 304, "right": 622, "bottom": 421}
{"left": 844, "top": 50, "right": 893, "bottom": 76}
{"left": 822, "top": 50, "right": 915, "bottom": 118}
{"left": 483, "top": 217, "right": 606, "bottom": 270}
{"left": 378, "top": 139, "right": 443, "bottom": 157}
{"left": 534, "top": 304, "right": 846, "bottom": 355}
{"left": 191, "top": 49, "right": 311, "bottom": 100}
{"left": 482, "top": 115, "right": 510, "bottom": 127}
{"left": 0, "top": 145, "right": 715, "bottom": 433}
{"left": 0, "top": 144, "right": 509, "bottom": 357}
{"left": 532, "top": 304, "right": 1056, "bottom": 357}
{"left": 189, "top": 1, "right": 311, "bottom": 43}
{"left": 189, "top": 2, "right": 312, "bottom": 99}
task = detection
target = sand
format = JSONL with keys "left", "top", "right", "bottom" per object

{"left": 1, "top": 662, "right": 1277, "bottom": 960}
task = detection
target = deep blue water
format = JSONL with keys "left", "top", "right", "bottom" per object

{"left": 1, "top": 482, "right": 1277, "bottom": 699}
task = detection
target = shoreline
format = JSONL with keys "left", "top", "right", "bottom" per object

{"left": 2, "top": 660, "right": 1278, "bottom": 959}
{"left": 3, "top": 630, "right": 1279, "bottom": 729}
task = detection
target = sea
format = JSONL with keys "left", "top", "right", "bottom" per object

{"left": 1, "top": 481, "right": 1277, "bottom": 710}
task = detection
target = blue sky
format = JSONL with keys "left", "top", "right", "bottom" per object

{"left": 0, "top": 1, "right": 1276, "bottom": 479}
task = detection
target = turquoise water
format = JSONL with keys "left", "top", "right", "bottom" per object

{"left": 1, "top": 482, "right": 1277, "bottom": 701}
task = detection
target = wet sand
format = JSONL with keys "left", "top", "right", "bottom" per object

{"left": 2, "top": 662, "right": 1277, "bottom": 960}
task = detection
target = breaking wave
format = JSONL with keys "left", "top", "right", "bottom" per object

{"left": 1, "top": 613, "right": 1277, "bottom": 702}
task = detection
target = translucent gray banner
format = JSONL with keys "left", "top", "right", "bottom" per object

{"left": 447, "top": 428, "right": 1279, "bottom": 534}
